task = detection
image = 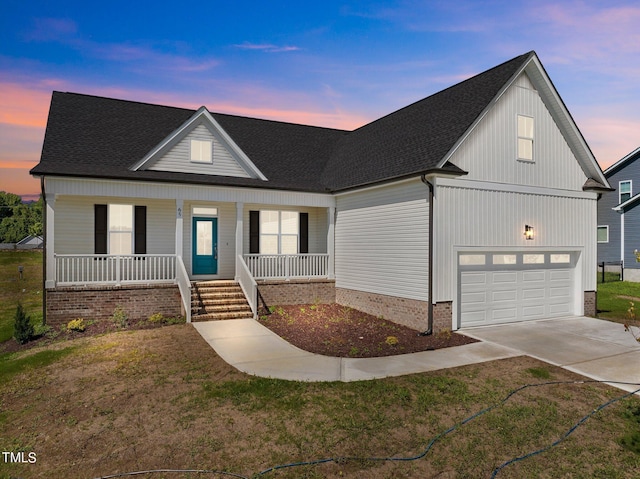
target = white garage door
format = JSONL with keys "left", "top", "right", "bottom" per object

{"left": 459, "top": 252, "right": 575, "bottom": 327}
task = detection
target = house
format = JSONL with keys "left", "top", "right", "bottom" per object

{"left": 17, "top": 235, "right": 43, "bottom": 249}
{"left": 597, "top": 147, "right": 640, "bottom": 280}
{"left": 31, "top": 51, "right": 610, "bottom": 332}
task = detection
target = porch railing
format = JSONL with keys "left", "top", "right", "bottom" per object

{"left": 175, "top": 256, "right": 191, "bottom": 323}
{"left": 55, "top": 254, "right": 177, "bottom": 285}
{"left": 242, "top": 253, "right": 329, "bottom": 280}
{"left": 236, "top": 255, "right": 257, "bottom": 318}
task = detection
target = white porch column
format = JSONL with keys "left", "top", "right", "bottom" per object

{"left": 235, "top": 202, "right": 244, "bottom": 280}
{"left": 327, "top": 206, "right": 335, "bottom": 279}
{"left": 45, "top": 193, "right": 56, "bottom": 289}
{"left": 175, "top": 199, "right": 184, "bottom": 256}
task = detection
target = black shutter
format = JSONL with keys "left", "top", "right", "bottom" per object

{"left": 249, "top": 210, "right": 260, "bottom": 253}
{"left": 94, "top": 204, "right": 107, "bottom": 254}
{"left": 299, "top": 212, "right": 309, "bottom": 254}
{"left": 134, "top": 206, "right": 147, "bottom": 254}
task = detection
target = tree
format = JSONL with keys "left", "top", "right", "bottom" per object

{"left": 14, "top": 303, "right": 34, "bottom": 344}
{"left": 0, "top": 192, "right": 43, "bottom": 243}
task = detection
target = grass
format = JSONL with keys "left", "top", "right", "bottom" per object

{"left": 0, "top": 250, "right": 43, "bottom": 342}
{"left": 1, "top": 325, "right": 639, "bottom": 479}
{"left": 596, "top": 279, "right": 640, "bottom": 322}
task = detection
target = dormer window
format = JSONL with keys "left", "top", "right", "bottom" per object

{"left": 620, "top": 180, "right": 632, "bottom": 203}
{"left": 190, "top": 139, "right": 212, "bottom": 163}
{"left": 517, "top": 115, "right": 534, "bottom": 161}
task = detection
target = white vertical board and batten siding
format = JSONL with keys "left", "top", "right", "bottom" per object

{"left": 433, "top": 183, "right": 597, "bottom": 303}
{"left": 335, "top": 179, "right": 429, "bottom": 301}
{"left": 452, "top": 72, "right": 587, "bottom": 190}
{"left": 54, "top": 196, "right": 176, "bottom": 255}
{"left": 148, "top": 123, "right": 252, "bottom": 178}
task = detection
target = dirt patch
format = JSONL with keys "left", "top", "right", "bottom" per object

{"left": 258, "top": 303, "right": 476, "bottom": 357}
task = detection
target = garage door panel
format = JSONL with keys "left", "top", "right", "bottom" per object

{"left": 492, "top": 308, "right": 518, "bottom": 321}
{"left": 493, "top": 272, "right": 517, "bottom": 283}
{"left": 459, "top": 252, "right": 575, "bottom": 327}
{"left": 492, "top": 290, "right": 517, "bottom": 301}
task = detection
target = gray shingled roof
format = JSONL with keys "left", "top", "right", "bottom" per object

{"left": 32, "top": 51, "right": 535, "bottom": 193}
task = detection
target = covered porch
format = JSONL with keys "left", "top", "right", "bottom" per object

{"left": 43, "top": 180, "right": 336, "bottom": 324}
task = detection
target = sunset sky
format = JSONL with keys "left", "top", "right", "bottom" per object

{"left": 1, "top": 0, "right": 639, "bottom": 199}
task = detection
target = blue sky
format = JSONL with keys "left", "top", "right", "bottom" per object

{"left": 2, "top": 0, "right": 640, "bottom": 198}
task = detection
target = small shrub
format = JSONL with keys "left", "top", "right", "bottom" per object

{"left": 66, "top": 318, "right": 86, "bottom": 332}
{"left": 385, "top": 336, "right": 399, "bottom": 346}
{"left": 14, "top": 303, "right": 34, "bottom": 344}
{"left": 437, "top": 328, "right": 453, "bottom": 340}
{"left": 111, "top": 306, "right": 128, "bottom": 328}
{"left": 148, "top": 313, "right": 165, "bottom": 323}
{"left": 33, "top": 322, "right": 52, "bottom": 338}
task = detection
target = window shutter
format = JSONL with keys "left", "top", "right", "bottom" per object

{"left": 250, "top": 210, "right": 260, "bottom": 254}
{"left": 299, "top": 212, "right": 309, "bottom": 254}
{"left": 134, "top": 206, "right": 147, "bottom": 254}
{"left": 94, "top": 204, "right": 107, "bottom": 254}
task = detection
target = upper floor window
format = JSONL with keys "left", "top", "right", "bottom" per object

{"left": 517, "top": 115, "right": 534, "bottom": 161}
{"left": 190, "top": 139, "right": 212, "bottom": 163}
{"left": 620, "top": 180, "right": 632, "bottom": 204}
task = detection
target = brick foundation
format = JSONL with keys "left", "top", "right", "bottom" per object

{"left": 335, "top": 287, "right": 430, "bottom": 332}
{"left": 584, "top": 291, "right": 596, "bottom": 317}
{"left": 257, "top": 279, "right": 335, "bottom": 306}
{"left": 432, "top": 301, "right": 453, "bottom": 332}
{"left": 46, "top": 283, "right": 182, "bottom": 328}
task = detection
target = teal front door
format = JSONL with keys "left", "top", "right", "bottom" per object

{"left": 192, "top": 217, "right": 218, "bottom": 275}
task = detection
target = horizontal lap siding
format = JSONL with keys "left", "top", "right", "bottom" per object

{"left": 335, "top": 179, "right": 429, "bottom": 301}
{"left": 149, "top": 123, "right": 251, "bottom": 178}
{"left": 55, "top": 196, "right": 175, "bottom": 254}
{"left": 242, "top": 205, "right": 328, "bottom": 254}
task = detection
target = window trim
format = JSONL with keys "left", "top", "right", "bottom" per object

{"left": 190, "top": 139, "right": 213, "bottom": 164}
{"left": 517, "top": 114, "right": 534, "bottom": 162}
{"left": 597, "top": 225, "right": 609, "bottom": 244}
{"left": 619, "top": 180, "right": 632, "bottom": 204}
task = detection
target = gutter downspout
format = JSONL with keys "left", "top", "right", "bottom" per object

{"left": 40, "top": 176, "right": 47, "bottom": 325}
{"left": 420, "top": 175, "right": 434, "bottom": 336}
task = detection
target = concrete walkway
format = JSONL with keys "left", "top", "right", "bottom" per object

{"left": 193, "top": 316, "right": 640, "bottom": 391}
{"left": 193, "top": 318, "right": 521, "bottom": 382}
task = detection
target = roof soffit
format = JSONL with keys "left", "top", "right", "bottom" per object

{"left": 130, "top": 106, "right": 268, "bottom": 180}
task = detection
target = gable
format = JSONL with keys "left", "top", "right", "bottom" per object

{"left": 132, "top": 107, "right": 267, "bottom": 181}
{"left": 146, "top": 123, "right": 252, "bottom": 178}
{"left": 448, "top": 71, "right": 588, "bottom": 191}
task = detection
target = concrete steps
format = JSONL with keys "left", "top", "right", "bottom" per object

{"left": 191, "top": 280, "right": 253, "bottom": 321}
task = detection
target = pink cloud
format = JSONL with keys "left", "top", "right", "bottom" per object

{"left": 579, "top": 115, "right": 640, "bottom": 170}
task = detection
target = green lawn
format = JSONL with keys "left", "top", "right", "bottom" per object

{"left": 0, "top": 250, "right": 44, "bottom": 342}
{"left": 597, "top": 279, "right": 640, "bottom": 322}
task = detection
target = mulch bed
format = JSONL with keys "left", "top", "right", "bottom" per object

{"left": 259, "top": 303, "right": 477, "bottom": 358}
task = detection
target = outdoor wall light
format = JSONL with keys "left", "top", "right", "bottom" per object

{"left": 524, "top": 225, "right": 534, "bottom": 240}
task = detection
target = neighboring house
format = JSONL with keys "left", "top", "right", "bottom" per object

{"left": 597, "top": 147, "right": 640, "bottom": 280}
{"left": 17, "top": 235, "right": 43, "bottom": 248}
{"left": 31, "top": 51, "right": 610, "bottom": 332}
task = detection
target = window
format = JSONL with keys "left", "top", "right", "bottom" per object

{"left": 597, "top": 225, "right": 609, "bottom": 243}
{"left": 459, "top": 254, "right": 486, "bottom": 266}
{"left": 95, "top": 204, "right": 146, "bottom": 255}
{"left": 517, "top": 115, "right": 534, "bottom": 161}
{"left": 109, "top": 204, "right": 133, "bottom": 254}
{"left": 492, "top": 254, "right": 517, "bottom": 265}
{"left": 190, "top": 139, "right": 212, "bottom": 163}
{"left": 550, "top": 254, "right": 571, "bottom": 264}
{"left": 260, "top": 210, "right": 299, "bottom": 254}
{"left": 523, "top": 254, "right": 545, "bottom": 264}
{"left": 619, "top": 180, "right": 632, "bottom": 204}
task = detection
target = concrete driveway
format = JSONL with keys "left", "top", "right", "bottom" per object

{"left": 460, "top": 316, "right": 640, "bottom": 393}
